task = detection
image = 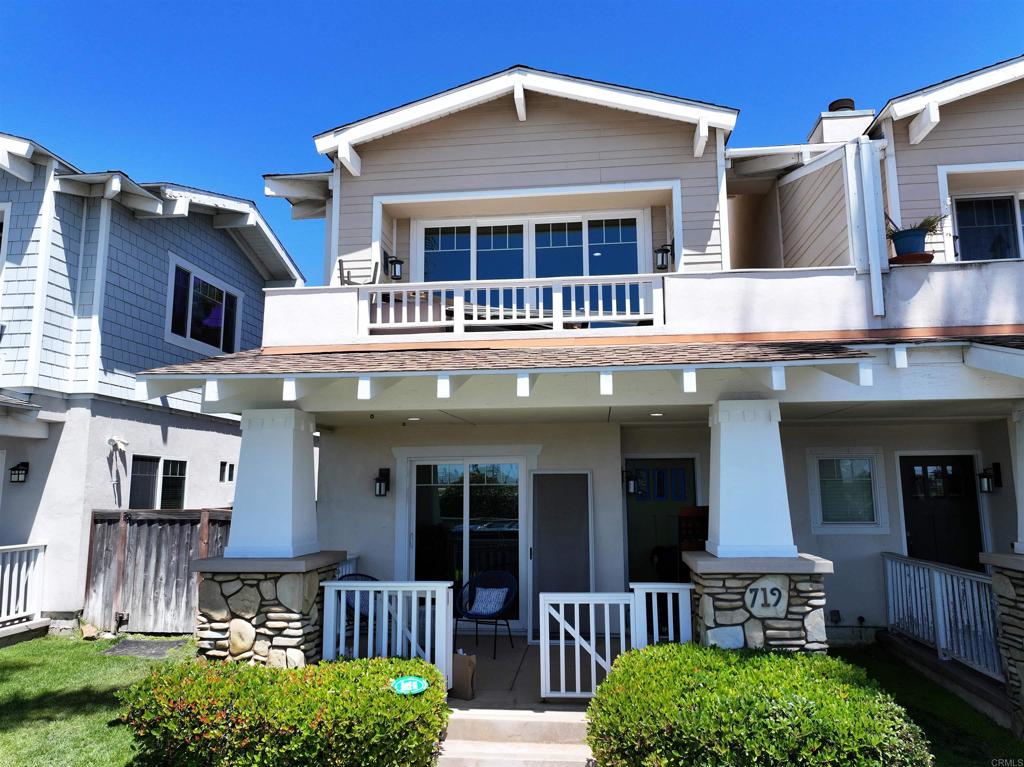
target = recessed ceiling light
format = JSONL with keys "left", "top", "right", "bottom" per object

{"left": 649, "top": 412, "right": 664, "bottom": 417}
{"left": 407, "top": 417, "right": 421, "bottom": 422}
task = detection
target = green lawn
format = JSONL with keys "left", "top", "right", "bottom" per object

{"left": 0, "top": 636, "right": 1019, "bottom": 766}
{"left": 837, "top": 645, "right": 1022, "bottom": 766}
{"left": 0, "top": 635, "right": 190, "bottom": 767}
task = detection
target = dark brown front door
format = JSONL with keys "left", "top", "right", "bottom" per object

{"left": 899, "top": 455, "right": 984, "bottom": 572}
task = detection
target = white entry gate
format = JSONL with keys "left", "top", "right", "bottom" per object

{"left": 539, "top": 583, "right": 694, "bottom": 699}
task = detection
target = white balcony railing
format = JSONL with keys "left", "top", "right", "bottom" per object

{"left": 321, "top": 580, "right": 454, "bottom": 687}
{"left": 360, "top": 274, "right": 664, "bottom": 334}
{"left": 882, "top": 553, "right": 1003, "bottom": 680}
{"left": 0, "top": 544, "right": 45, "bottom": 627}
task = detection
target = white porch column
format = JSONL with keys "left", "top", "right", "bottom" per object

{"left": 223, "top": 408, "right": 320, "bottom": 559}
{"left": 706, "top": 399, "right": 798, "bottom": 558}
{"left": 1009, "top": 407, "right": 1024, "bottom": 553}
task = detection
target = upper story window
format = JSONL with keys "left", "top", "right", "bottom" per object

{"left": 953, "top": 196, "right": 1022, "bottom": 261}
{"left": 413, "top": 211, "right": 648, "bottom": 283}
{"left": 165, "top": 254, "right": 242, "bottom": 355}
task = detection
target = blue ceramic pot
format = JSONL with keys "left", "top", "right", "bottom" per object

{"left": 890, "top": 228, "right": 927, "bottom": 256}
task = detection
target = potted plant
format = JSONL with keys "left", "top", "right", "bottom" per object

{"left": 886, "top": 214, "right": 944, "bottom": 264}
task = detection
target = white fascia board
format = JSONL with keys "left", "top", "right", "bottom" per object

{"left": 315, "top": 69, "right": 737, "bottom": 155}
{"left": 725, "top": 142, "right": 843, "bottom": 159}
{"left": 375, "top": 178, "right": 681, "bottom": 207}
{"left": 0, "top": 147, "right": 35, "bottom": 182}
{"left": 965, "top": 344, "right": 1024, "bottom": 380}
{"left": 135, "top": 354, "right": 878, "bottom": 386}
{"left": 888, "top": 57, "right": 1024, "bottom": 120}
{"left": 264, "top": 176, "right": 331, "bottom": 201}
{"left": 514, "top": 78, "right": 527, "bottom": 121}
{"left": 213, "top": 211, "right": 257, "bottom": 229}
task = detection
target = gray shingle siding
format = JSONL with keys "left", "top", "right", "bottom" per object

{"left": 38, "top": 191, "right": 83, "bottom": 389}
{"left": 98, "top": 203, "right": 265, "bottom": 399}
{"left": 0, "top": 164, "right": 48, "bottom": 383}
{"left": 72, "top": 202, "right": 101, "bottom": 385}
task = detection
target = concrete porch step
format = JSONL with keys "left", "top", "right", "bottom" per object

{"left": 446, "top": 708, "right": 588, "bottom": 744}
{"left": 437, "top": 739, "right": 592, "bottom": 766}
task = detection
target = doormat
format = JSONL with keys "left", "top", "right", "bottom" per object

{"left": 102, "top": 638, "right": 188, "bottom": 659}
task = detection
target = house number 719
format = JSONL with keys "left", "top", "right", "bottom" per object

{"left": 747, "top": 586, "right": 783, "bottom": 609}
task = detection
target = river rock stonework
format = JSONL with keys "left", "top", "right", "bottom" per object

{"left": 681, "top": 552, "right": 833, "bottom": 653}
{"left": 980, "top": 553, "right": 1024, "bottom": 737}
{"left": 194, "top": 564, "right": 337, "bottom": 667}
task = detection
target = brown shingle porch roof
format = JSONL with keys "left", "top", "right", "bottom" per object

{"left": 140, "top": 340, "right": 872, "bottom": 378}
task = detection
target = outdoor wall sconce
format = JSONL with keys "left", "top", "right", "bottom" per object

{"left": 654, "top": 243, "right": 673, "bottom": 271}
{"left": 622, "top": 470, "right": 636, "bottom": 495}
{"left": 374, "top": 468, "right": 391, "bottom": 497}
{"left": 9, "top": 462, "right": 28, "bottom": 483}
{"left": 387, "top": 257, "right": 404, "bottom": 282}
{"left": 979, "top": 463, "right": 1002, "bottom": 494}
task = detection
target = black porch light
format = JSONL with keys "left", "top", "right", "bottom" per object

{"left": 979, "top": 463, "right": 1002, "bottom": 494}
{"left": 387, "top": 257, "right": 404, "bottom": 282}
{"left": 622, "top": 470, "right": 637, "bottom": 495}
{"left": 374, "top": 468, "right": 391, "bottom": 497}
{"left": 9, "top": 462, "right": 28, "bottom": 483}
{"left": 654, "top": 243, "right": 673, "bottom": 271}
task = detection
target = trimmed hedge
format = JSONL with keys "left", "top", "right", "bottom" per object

{"left": 118, "top": 657, "right": 449, "bottom": 767}
{"left": 587, "top": 644, "right": 933, "bottom": 767}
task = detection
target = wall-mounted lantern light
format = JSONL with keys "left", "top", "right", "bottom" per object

{"left": 979, "top": 463, "right": 1002, "bottom": 494}
{"left": 622, "top": 470, "right": 636, "bottom": 495}
{"left": 9, "top": 462, "right": 29, "bottom": 483}
{"left": 654, "top": 243, "right": 673, "bottom": 271}
{"left": 387, "top": 257, "right": 404, "bottom": 282}
{"left": 374, "top": 468, "right": 391, "bottom": 497}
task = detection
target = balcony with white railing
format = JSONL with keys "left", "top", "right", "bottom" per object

{"left": 260, "top": 258, "right": 1024, "bottom": 348}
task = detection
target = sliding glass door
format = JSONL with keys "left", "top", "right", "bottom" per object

{"left": 413, "top": 460, "right": 524, "bottom": 623}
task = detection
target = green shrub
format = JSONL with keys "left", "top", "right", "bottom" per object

{"left": 587, "top": 643, "right": 933, "bottom": 767}
{"left": 118, "top": 657, "right": 449, "bottom": 767}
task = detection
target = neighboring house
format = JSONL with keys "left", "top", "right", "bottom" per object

{"left": 134, "top": 58, "right": 1024, "bottom": 704}
{"left": 0, "top": 133, "right": 302, "bottom": 632}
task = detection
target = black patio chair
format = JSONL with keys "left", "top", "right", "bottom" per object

{"left": 454, "top": 570, "right": 517, "bottom": 659}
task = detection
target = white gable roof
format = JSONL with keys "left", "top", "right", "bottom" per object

{"left": 313, "top": 66, "right": 739, "bottom": 174}
{"left": 869, "top": 53, "right": 1024, "bottom": 141}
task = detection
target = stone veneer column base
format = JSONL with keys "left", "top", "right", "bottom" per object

{"left": 192, "top": 551, "right": 344, "bottom": 668}
{"left": 980, "top": 553, "right": 1024, "bottom": 738}
{"left": 682, "top": 551, "right": 834, "bottom": 653}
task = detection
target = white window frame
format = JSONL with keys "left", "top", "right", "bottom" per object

{"left": 127, "top": 454, "right": 189, "bottom": 510}
{"left": 948, "top": 192, "right": 1024, "bottom": 263}
{"left": 936, "top": 161, "right": 1024, "bottom": 263}
{"left": 219, "top": 460, "right": 236, "bottom": 484}
{"left": 163, "top": 252, "right": 244, "bottom": 356}
{"left": 409, "top": 209, "right": 652, "bottom": 283}
{"left": 806, "top": 447, "right": 888, "bottom": 535}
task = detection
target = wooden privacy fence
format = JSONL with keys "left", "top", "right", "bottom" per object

{"left": 83, "top": 509, "right": 230, "bottom": 633}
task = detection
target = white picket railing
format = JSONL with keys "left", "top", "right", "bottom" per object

{"left": 630, "top": 582, "right": 694, "bottom": 647}
{"left": 360, "top": 273, "right": 664, "bottom": 334}
{"left": 882, "top": 553, "right": 1003, "bottom": 680}
{"left": 0, "top": 544, "right": 45, "bottom": 627}
{"left": 321, "top": 581, "right": 454, "bottom": 687}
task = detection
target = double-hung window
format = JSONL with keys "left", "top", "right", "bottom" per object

{"left": 166, "top": 254, "right": 242, "bottom": 354}
{"left": 128, "top": 456, "right": 188, "bottom": 510}
{"left": 807, "top": 449, "right": 888, "bottom": 534}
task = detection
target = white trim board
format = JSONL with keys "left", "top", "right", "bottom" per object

{"left": 936, "top": 161, "right": 1024, "bottom": 263}
{"left": 373, "top": 180, "right": 683, "bottom": 282}
{"left": 315, "top": 67, "right": 738, "bottom": 169}
{"left": 163, "top": 252, "right": 245, "bottom": 357}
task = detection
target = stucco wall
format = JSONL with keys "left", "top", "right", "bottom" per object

{"left": 316, "top": 422, "right": 625, "bottom": 591}
{"left": 0, "top": 395, "right": 243, "bottom": 613}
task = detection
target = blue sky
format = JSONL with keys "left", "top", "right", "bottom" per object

{"left": 1, "top": 1, "right": 1021, "bottom": 283}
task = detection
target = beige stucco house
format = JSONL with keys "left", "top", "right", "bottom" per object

{"left": 134, "top": 58, "right": 1024, "bottom": 721}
